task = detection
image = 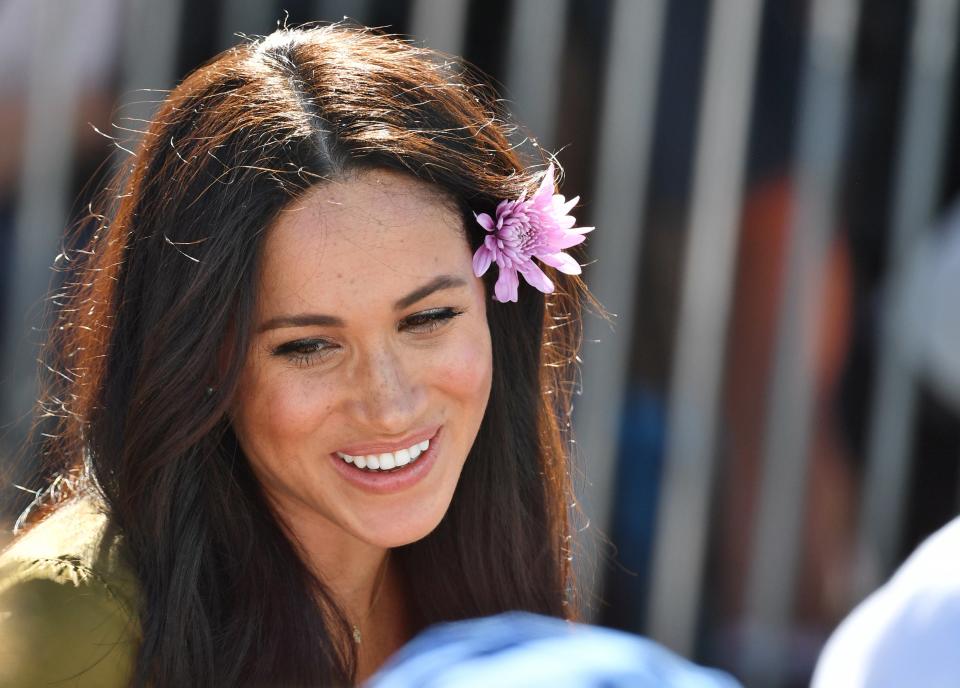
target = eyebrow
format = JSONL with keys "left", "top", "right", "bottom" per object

{"left": 258, "top": 274, "right": 468, "bottom": 333}
{"left": 393, "top": 274, "right": 467, "bottom": 311}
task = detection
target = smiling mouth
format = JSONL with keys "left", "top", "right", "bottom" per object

{"left": 336, "top": 438, "right": 431, "bottom": 472}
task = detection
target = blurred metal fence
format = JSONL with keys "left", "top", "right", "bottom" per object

{"left": 856, "top": 0, "right": 959, "bottom": 600}
{"left": 741, "top": 2, "right": 861, "bottom": 682}
{"left": 3, "top": 1, "right": 959, "bottom": 686}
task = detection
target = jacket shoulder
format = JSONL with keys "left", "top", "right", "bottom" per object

{"left": 0, "top": 496, "right": 140, "bottom": 687}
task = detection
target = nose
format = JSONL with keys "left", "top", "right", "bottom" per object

{"left": 350, "top": 344, "right": 426, "bottom": 434}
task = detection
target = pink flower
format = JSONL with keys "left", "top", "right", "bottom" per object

{"left": 471, "top": 163, "right": 594, "bottom": 303}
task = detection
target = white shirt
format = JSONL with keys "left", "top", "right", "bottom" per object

{"left": 812, "top": 515, "right": 960, "bottom": 688}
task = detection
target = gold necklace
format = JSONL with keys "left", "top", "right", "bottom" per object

{"left": 353, "top": 554, "right": 389, "bottom": 645}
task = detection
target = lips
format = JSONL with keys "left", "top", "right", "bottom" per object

{"left": 332, "top": 425, "right": 440, "bottom": 457}
{"left": 328, "top": 426, "right": 442, "bottom": 494}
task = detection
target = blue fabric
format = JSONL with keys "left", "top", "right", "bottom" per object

{"left": 367, "top": 612, "right": 742, "bottom": 688}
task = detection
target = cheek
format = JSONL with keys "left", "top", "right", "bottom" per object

{"left": 430, "top": 327, "right": 493, "bottom": 412}
{"left": 234, "top": 368, "right": 337, "bottom": 460}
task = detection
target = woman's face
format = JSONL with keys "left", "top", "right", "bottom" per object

{"left": 231, "top": 169, "right": 493, "bottom": 549}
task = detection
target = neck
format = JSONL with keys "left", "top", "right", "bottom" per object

{"left": 264, "top": 495, "right": 412, "bottom": 679}
{"left": 272, "top": 501, "right": 390, "bottom": 622}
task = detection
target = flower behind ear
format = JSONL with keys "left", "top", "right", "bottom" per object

{"left": 472, "top": 164, "right": 594, "bottom": 303}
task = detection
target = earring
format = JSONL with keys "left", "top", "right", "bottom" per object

{"left": 205, "top": 386, "right": 215, "bottom": 396}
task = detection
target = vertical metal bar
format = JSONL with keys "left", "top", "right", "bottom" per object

{"left": 646, "top": 0, "right": 764, "bottom": 657}
{"left": 219, "top": 0, "right": 278, "bottom": 51}
{"left": 313, "top": 0, "right": 374, "bottom": 25}
{"left": 116, "top": 0, "right": 185, "bottom": 154}
{"left": 573, "top": 0, "right": 666, "bottom": 622}
{"left": 0, "top": 1, "right": 88, "bottom": 452}
{"left": 741, "top": 1, "right": 861, "bottom": 685}
{"left": 503, "top": 0, "right": 569, "bottom": 150}
{"left": 409, "top": 0, "right": 470, "bottom": 56}
{"left": 856, "top": 0, "right": 959, "bottom": 597}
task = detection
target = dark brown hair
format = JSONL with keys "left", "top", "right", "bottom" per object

{"left": 27, "top": 24, "right": 585, "bottom": 687}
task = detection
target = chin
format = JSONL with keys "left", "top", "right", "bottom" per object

{"left": 356, "top": 498, "right": 453, "bottom": 549}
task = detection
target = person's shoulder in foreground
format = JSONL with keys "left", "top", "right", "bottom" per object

{"left": 367, "top": 611, "right": 742, "bottom": 688}
{"left": 0, "top": 492, "right": 140, "bottom": 687}
{"left": 812, "top": 514, "right": 960, "bottom": 688}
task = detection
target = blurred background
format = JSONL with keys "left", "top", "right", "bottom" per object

{"left": 2, "top": 0, "right": 960, "bottom": 686}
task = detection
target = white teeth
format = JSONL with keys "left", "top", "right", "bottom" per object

{"left": 338, "top": 437, "right": 432, "bottom": 472}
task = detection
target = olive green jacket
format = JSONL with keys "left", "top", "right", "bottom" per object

{"left": 0, "top": 495, "right": 140, "bottom": 687}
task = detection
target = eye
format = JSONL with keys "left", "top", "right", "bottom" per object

{"left": 272, "top": 338, "right": 338, "bottom": 367}
{"left": 400, "top": 307, "right": 464, "bottom": 334}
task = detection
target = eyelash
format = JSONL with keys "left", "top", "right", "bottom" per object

{"left": 401, "top": 307, "right": 464, "bottom": 333}
{"left": 272, "top": 307, "right": 465, "bottom": 367}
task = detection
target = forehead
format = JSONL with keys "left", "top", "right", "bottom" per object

{"left": 257, "top": 170, "right": 471, "bottom": 315}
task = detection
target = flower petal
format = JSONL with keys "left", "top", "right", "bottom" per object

{"left": 535, "top": 163, "right": 557, "bottom": 201}
{"left": 494, "top": 267, "right": 520, "bottom": 303}
{"left": 557, "top": 194, "right": 579, "bottom": 216}
{"left": 519, "top": 260, "right": 555, "bottom": 294}
{"left": 552, "top": 230, "right": 590, "bottom": 250}
{"left": 538, "top": 251, "right": 582, "bottom": 275}
{"left": 473, "top": 246, "right": 494, "bottom": 277}
{"left": 475, "top": 212, "right": 496, "bottom": 232}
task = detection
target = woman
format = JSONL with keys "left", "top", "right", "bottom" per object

{"left": 0, "top": 24, "right": 589, "bottom": 687}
